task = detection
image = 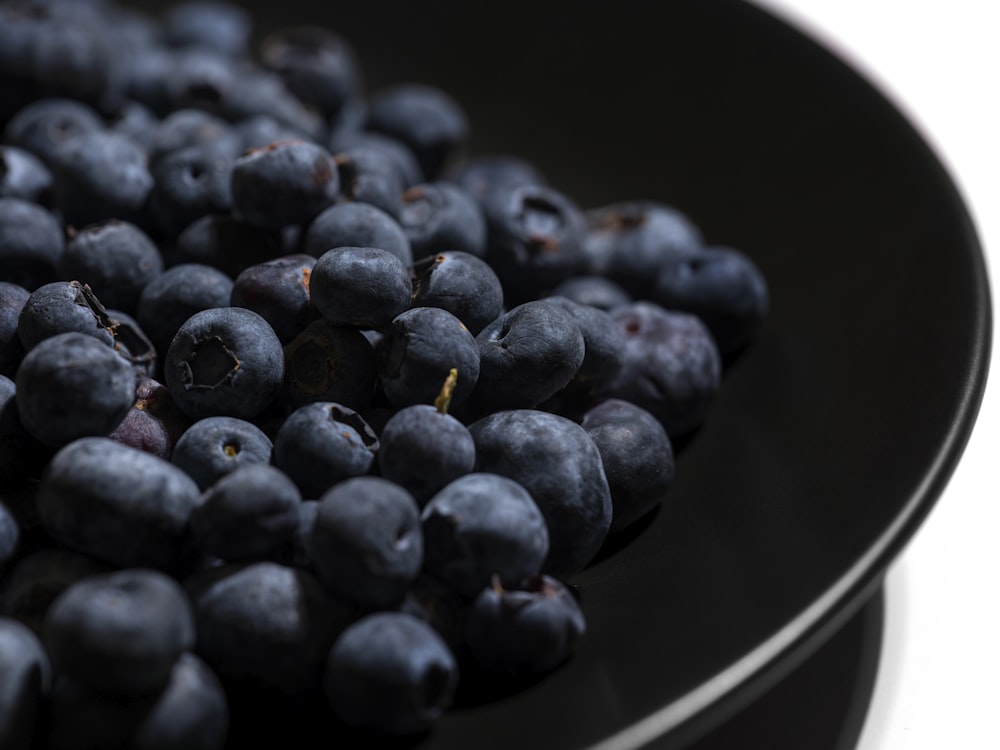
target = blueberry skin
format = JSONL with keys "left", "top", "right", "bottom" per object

{"left": 46, "top": 653, "right": 228, "bottom": 750}
{"left": 1, "top": 547, "right": 112, "bottom": 636}
{"left": 365, "top": 83, "right": 469, "bottom": 180}
{"left": 43, "top": 568, "right": 195, "bottom": 697}
{"left": 59, "top": 220, "right": 164, "bottom": 315}
{"left": 171, "top": 416, "right": 274, "bottom": 491}
{"left": 147, "top": 108, "right": 241, "bottom": 166}
{"left": 164, "top": 306, "right": 285, "bottom": 421}
{"left": 234, "top": 114, "right": 313, "bottom": 154}
{"left": 36, "top": 437, "right": 202, "bottom": 569}
{"left": 302, "top": 201, "right": 413, "bottom": 266}
{"left": 0, "top": 500, "right": 19, "bottom": 573}
{"left": 311, "top": 477, "right": 423, "bottom": 608}
{"left": 186, "top": 561, "right": 358, "bottom": 695}
{"left": 273, "top": 402, "right": 379, "bottom": 499}
{"left": 398, "top": 181, "right": 487, "bottom": 261}
{"left": 582, "top": 199, "right": 705, "bottom": 298}
{"left": 0, "top": 197, "right": 64, "bottom": 290}
{"left": 282, "top": 319, "right": 378, "bottom": 411}
{"left": 17, "top": 280, "right": 116, "bottom": 352}
{"left": 472, "top": 299, "right": 585, "bottom": 414}
{"left": 652, "top": 244, "right": 770, "bottom": 355}
{"left": 230, "top": 254, "right": 318, "bottom": 344}
{"left": 49, "top": 131, "right": 154, "bottom": 228}
{"left": 0, "top": 145, "right": 53, "bottom": 204}
{"left": 0, "top": 373, "right": 47, "bottom": 484}
{"left": 544, "top": 296, "right": 627, "bottom": 394}
{"left": 272, "top": 498, "right": 320, "bottom": 570}
{"left": 230, "top": 140, "right": 339, "bottom": 230}
{"left": 603, "top": 301, "right": 722, "bottom": 438}
{"left": 409, "top": 250, "right": 504, "bottom": 336}
{"left": 377, "top": 307, "right": 480, "bottom": 410}
{"left": 162, "top": 0, "right": 251, "bottom": 57}
{"left": 16, "top": 332, "right": 137, "bottom": 448}
{"left": 0, "top": 617, "right": 50, "bottom": 750}
{"left": 323, "top": 611, "right": 458, "bottom": 735}
{"left": 469, "top": 409, "right": 612, "bottom": 576}
{"left": 376, "top": 404, "right": 476, "bottom": 506}
{"left": 191, "top": 463, "right": 303, "bottom": 562}
{"left": 106, "top": 375, "right": 190, "bottom": 460}
{"left": 329, "top": 129, "right": 424, "bottom": 189}
{"left": 481, "top": 182, "right": 588, "bottom": 304}
{"left": 581, "top": 398, "right": 675, "bottom": 534}
{"left": 0, "top": 282, "right": 30, "bottom": 378}
{"left": 422, "top": 473, "right": 549, "bottom": 598}
{"left": 2, "top": 98, "right": 104, "bottom": 168}
{"left": 465, "top": 574, "right": 586, "bottom": 676}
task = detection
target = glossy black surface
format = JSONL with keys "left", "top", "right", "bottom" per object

{"left": 128, "top": 0, "right": 992, "bottom": 747}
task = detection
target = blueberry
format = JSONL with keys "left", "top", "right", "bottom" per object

{"left": 46, "top": 652, "right": 228, "bottom": 750}
{"left": 191, "top": 463, "right": 303, "bottom": 562}
{"left": 469, "top": 409, "right": 612, "bottom": 576}
{"left": 107, "top": 375, "right": 190, "bottom": 460}
{"left": 582, "top": 199, "right": 705, "bottom": 297}
{"left": 581, "top": 398, "right": 675, "bottom": 533}
{"left": 398, "top": 181, "right": 487, "bottom": 261}
{"left": 0, "top": 197, "right": 64, "bottom": 291}
{"left": 465, "top": 574, "right": 585, "bottom": 675}
{"left": 323, "top": 611, "right": 458, "bottom": 735}
{"left": 36, "top": 437, "right": 202, "bottom": 569}
{"left": 164, "top": 306, "right": 284, "bottom": 421}
{"left": 230, "top": 140, "right": 339, "bottom": 230}
{"left": 16, "top": 280, "right": 116, "bottom": 352}
{"left": 43, "top": 568, "right": 195, "bottom": 696}
{"left": 651, "top": 244, "right": 770, "bottom": 355}
{"left": 1, "top": 547, "right": 112, "bottom": 636}
{"left": 107, "top": 99, "right": 161, "bottom": 153}
{"left": 170, "top": 214, "right": 283, "bottom": 279}
{"left": 15, "top": 332, "right": 137, "bottom": 448}
{"left": 602, "top": 301, "right": 722, "bottom": 438}
{"left": 544, "top": 296, "right": 627, "bottom": 396}
{"left": 311, "top": 476, "right": 423, "bottom": 608}
{"left": 186, "top": 561, "right": 358, "bottom": 694}
{"left": 282, "top": 319, "right": 378, "bottom": 411}
{"left": 272, "top": 402, "right": 379, "bottom": 498}
{"left": 136, "top": 265, "right": 235, "bottom": 360}
{"left": 171, "top": 415, "right": 274, "bottom": 491}
{"left": 147, "top": 108, "right": 241, "bottom": 166}
{"left": 148, "top": 143, "right": 234, "bottom": 240}
{"left": 376, "top": 398, "right": 476, "bottom": 506}
{"left": 59, "top": 220, "right": 164, "bottom": 315}
{"left": 0, "top": 282, "right": 30, "bottom": 377}
{"left": 443, "top": 153, "right": 547, "bottom": 206}
{"left": 0, "top": 499, "right": 19, "bottom": 573}
{"left": 2, "top": 98, "right": 104, "bottom": 168}
{"left": 233, "top": 114, "right": 313, "bottom": 153}
{"left": 548, "top": 275, "right": 632, "bottom": 311}
{"left": 310, "top": 245, "right": 412, "bottom": 331}
{"left": 482, "top": 182, "right": 588, "bottom": 304}
{"left": 329, "top": 129, "right": 425, "bottom": 189}
{"left": 49, "top": 130, "right": 154, "bottom": 228}
{"left": 230, "top": 254, "right": 318, "bottom": 344}
{"left": 365, "top": 83, "right": 469, "bottom": 180}
{"left": 0, "top": 145, "right": 53, "bottom": 204}
{"left": 472, "top": 299, "right": 585, "bottom": 414}
{"left": 332, "top": 144, "right": 406, "bottom": 218}
{"left": 376, "top": 307, "right": 480, "bottom": 410}
{"left": 302, "top": 201, "right": 413, "bottom": 266}
{"left": 162, "top": 0, "right": 251, "bottom": 58}
{"left": 0, "top": 617, "right": 50, "bottom": 750}
{"left": 409, "top": 250, "right": 504, "bottom": 336}
{"left": 260, "top": 25, "right": 361, "bottom": 122}
{"left": 421, "top": 473, "right": 549, "bottom": 598}
{"left": 0, "top": 373, "right": 46, "bottom": 485}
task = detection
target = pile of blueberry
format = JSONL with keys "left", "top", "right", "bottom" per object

{"left": 0, "top": 0, "right": 769, "bottom": 747}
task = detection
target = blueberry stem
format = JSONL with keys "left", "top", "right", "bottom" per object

{"left": 434, "top": 368, "right": 458, "bottom": 415}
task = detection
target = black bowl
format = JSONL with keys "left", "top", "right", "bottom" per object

{"left": 43, "top": 0, "right": 997, "bottom": 747}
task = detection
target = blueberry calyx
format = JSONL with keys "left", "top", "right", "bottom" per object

{"left": 180, "top": 336, "right": 240, "bottom": 390}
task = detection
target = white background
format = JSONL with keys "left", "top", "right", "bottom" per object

{"left": 750, "top": 2, "right": 999, "bottom": 749}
